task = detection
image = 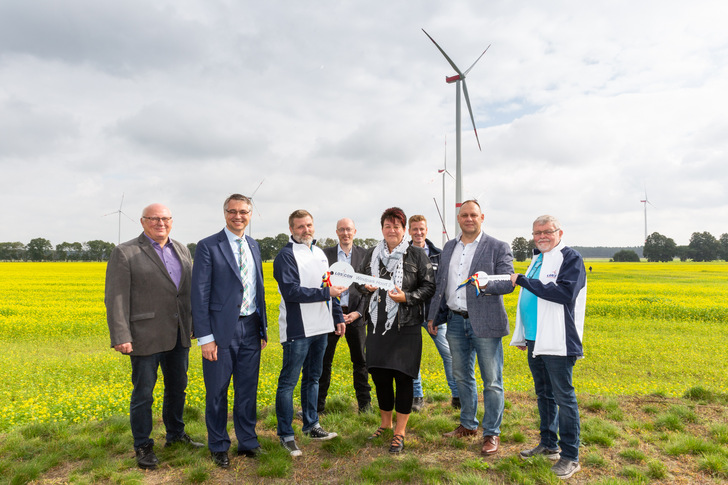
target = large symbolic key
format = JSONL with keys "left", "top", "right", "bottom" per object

{"left": 326, "top": 262, "right": 395, "bottom": 291}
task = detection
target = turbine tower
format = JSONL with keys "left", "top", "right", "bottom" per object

{"left": 640, "top": 187, "right": 655, "bottom": 243}
{"left": 437, "top": 137, "right": 454, "bottom": 247}
{"left": 423, "top": 29, "right": 489, "bottom": 236}
{"left": 103, "top": 194, "right": 134, "bottom": 245}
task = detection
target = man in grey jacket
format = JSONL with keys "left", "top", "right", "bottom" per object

{"left": 105, "top": 203, "right": 202, "bottom": 470}
{"left": 428, "top": 200, "right": 514, "bottom": 456}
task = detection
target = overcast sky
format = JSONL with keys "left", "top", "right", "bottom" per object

{"left": 1, "top": 0, "right": 726, "bottom": 249}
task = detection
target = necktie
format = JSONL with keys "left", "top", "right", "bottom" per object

{"left": 527, "top": 253, "right": 543, "bottom": 278}
{"left": 237, "top": 238, "right": 251, "bottom": 315}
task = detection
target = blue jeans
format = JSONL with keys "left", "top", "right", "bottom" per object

{"left": 446, "top": 313, "right": 503, "bottom": 436}
{"left": 413, "top": 322, "right": 458, "bottom": 398}
{"left": 129, "top": 329, "right": 189, "bottom": 449}
{"left": 276, "top": 334, "right": 327, "bottom": 439}
{"left": 527, "top": 340, "right": 580, "bottom": 462}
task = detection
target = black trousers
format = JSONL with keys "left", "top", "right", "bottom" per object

{"left": 369, "top": 367, "right": 414, "bottom": 415}
{"left": 317, "top": 323, "right": 371, "bottom": 411}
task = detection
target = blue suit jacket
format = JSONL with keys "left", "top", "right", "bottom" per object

{"left": 191, "top": 229, "right": 268, "bottom": 347}
{"left": 428, "top": 232, "right": 514, "bottom": 338}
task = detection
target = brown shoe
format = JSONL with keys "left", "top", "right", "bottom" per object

{"left": 443, "top": 425, "right": 477, "bottom": 438}
{"left": 481, "top": 435, "right": 500, "bottom": 455}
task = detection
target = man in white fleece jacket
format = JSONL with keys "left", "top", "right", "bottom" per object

{"left": 510, "top": 215, "right": 586, "bottom": 481}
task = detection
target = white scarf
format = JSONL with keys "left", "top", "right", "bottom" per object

{"left": 368, "top": 237, "right": 407, "bottom": 334}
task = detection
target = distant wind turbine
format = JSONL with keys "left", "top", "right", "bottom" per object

{"left": 103, "top": 194, "right": 134, "bottom": 245}
{"left": 247, "top": 179, "right": 265, "bottom": 238}
{"left": 640, "top": 186, "right": 656, "bottom": 243}
{"left": 437, "top": 136, "right": 454, "bottom": 247}
{"left": 423, "top": 28, "right": 490, "bottom": 237}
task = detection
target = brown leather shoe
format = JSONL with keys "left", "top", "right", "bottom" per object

{"left": 481, "top": 435, "right": 500, "bottom": 455}
{"left": 443, "top": 424, "right": 477, "bottom": 438}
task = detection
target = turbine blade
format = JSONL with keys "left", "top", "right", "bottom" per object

{"left": 102, "top": 211, "right": 118, "bottom": 217}
{"left": 119, "top": 193, "right": 125, "bottom": 211}
{"left": 121, "top": 211, "right": 135, "bottom": 222}
{"left": 251, "top": 179, "right": 265, "bottom": 198}
{"left": 461, "top": 80, "right": 482, "bottom": 151}
{"left": 433, "top": 197, "right": 449, "bottom": 240}
{"left": 422, "top": 29, "right": 463, "bottom": 76}
{"left": 463, "top": 44, "right": 491, "bottom": 76}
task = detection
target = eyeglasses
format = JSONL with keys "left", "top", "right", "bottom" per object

{"left": 143, "top": 217, "right": 172, "bottom": 224}
{"left": 532, "top": 229, "right": 560, "bottom": 236}
{"left": 337, "top": 228, "right": 354, "bottom": 233}
{"left": 226, "top": 209, "right": 251, "bottom": 216}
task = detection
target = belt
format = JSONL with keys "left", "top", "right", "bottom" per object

{"left": 451, "top": 310, "right": 469, "bottom": 319}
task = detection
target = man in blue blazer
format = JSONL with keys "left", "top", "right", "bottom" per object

{"left": 191, "top": 194, "right": 268, "bottom": 468}
{"left": 428, "top": 200, "right": 514, "bottom": 457}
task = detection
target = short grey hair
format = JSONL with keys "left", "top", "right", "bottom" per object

{"left": 533, "top": 215, "right": 561, "bottom": 229}
{"left": 223, "top": 194, "right": 252, "bottom": 211}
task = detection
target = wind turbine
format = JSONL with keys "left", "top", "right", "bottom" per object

{"left": 640, "top": 186, "right": 656, "bottom": 243}
{"left": 423, "top": 29, "right": 490, "bottom": 237}
{"left": 437, "top": 136, "right": 454, "bottom": 247}
{"left": 103, "top": 194, "right": 134, "bottom": 245}
{"left": 247, "top": 179, "right": 265, "bottom": 238}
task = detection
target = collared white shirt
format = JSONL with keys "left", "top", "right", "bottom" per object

{"left": 337, "top": 244, "right": 352, "bottom": 307}
{"left": 445, "top": 230, "right": 484, "bottom": 312}
{"left": 224, "top": 227, "right": 257, "bottom": 316}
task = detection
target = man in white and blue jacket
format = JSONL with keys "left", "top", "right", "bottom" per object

{"left": 510, "top": 215, "right": 587, "bottom": 480}
{"left": 273, "top": 209, "right": 347, "bottom": 457}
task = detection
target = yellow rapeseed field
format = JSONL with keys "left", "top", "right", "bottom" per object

{"left": 0, "top": 260, "right": 726, "bottom": 432}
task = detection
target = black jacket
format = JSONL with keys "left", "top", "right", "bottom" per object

{"left": 323, "top": 244, "right": 367, "bottom": 327}
{"left": 355, "top": 244, "right": 436, "bottom": 330}
{"left": 409, "top": 238, "right": 442, "bottom": 319}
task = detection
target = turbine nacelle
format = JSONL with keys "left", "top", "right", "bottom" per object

{"left": 446, "top": 74, "right": 462, "bottom": 84}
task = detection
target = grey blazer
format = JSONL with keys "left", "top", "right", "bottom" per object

{"left": 105, "top": 233, "right": 193, "bottom": 356}
{"left": 323, "top": 244, "right": 367, "bottom": 327}
{"left": 428, "top": 232, "right": 514, "bottom": 338}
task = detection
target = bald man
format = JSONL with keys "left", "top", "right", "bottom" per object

{"left": 317, "top": 218, "right": 371, "bottom": 414}
{"left": 105, "top": 203, "right": 202, "bottom": 470}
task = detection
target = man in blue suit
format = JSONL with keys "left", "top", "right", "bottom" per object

{"left": 191, "top": 194, "right": 268, "bottom": 468}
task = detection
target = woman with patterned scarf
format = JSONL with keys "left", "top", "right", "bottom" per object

{"left": 355, "top": 207, "right": 436, "bottom": 454}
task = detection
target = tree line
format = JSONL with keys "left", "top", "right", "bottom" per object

{"left": 0, "top": 235, "right": 380, "bottom": 262}
{"left": 7, "top": 231, "right": 725, "bottom": 263}
{"left": 641, "top": 231, "right": 728, "bottom": 262}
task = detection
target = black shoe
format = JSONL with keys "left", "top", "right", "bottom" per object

{"left": 237, "top": 446, "right": 265, "bottom": 458}
{"left": 165, "top": 432, "right": 205, "bottom": 448}
{"left": 211, "top": 450, "right": 230, "bottom": 468}
{"left": 135, "top": 443, "right": 159, "bottom": 470}
{"left": 412, "top": 396, "right": 425, "bottom": 412}
{"left": 451, "top": 397, "right": 461, "bottom": 409}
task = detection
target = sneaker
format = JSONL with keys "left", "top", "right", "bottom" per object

{"left": 411, "top": 396, "right": 425, "bottom": 412}
{"left": 303, "top": 425, "right": 338, "bottom": 440}
{"left": 280, "top": 438, "right": 302, "bottom": 456}
{"left": 551, "top": 458, "right": 581, "bottom": 479}
{"left": 520, "top": 443, "right": 560, "bottom": 461}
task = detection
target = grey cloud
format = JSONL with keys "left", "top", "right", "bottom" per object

{"left": 111, "top": 103, "right": 268, "bottom": 160}
{"left": 0, "top": 98, "right": 78, "bottom": 157}
{"left": 0, "top": 0, "right": 207, "bottom": 74}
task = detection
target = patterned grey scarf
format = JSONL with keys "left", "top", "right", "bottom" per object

{"left": 368, "top": 237, "right": 407, "bottom": 334}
